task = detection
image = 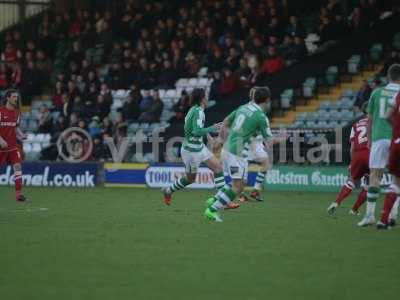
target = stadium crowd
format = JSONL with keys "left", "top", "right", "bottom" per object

{"left": 0, "top": 0, "right": 388, "bottom": 161}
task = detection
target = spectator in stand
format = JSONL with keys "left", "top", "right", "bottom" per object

{"left": 99, "top": 82, "right": 113, "bottom": 107}
{"left": 120, "top": 93, "right": 141, "bottom": 122}
{"left": 285, "top": 16, "right": 305, "bottom": 37}
{"left": 0, "top": 63, "right": 9, "bottom": 90}
{"left": 88, "top": 116, "right": 102, "bottom": 137}
{"left": 261, "top": 46, "right": 285, "bottom": 75}
{"left": 157, "top": 60, "right": 177, "bottom": 89}
{"left": 108, "top": 62, "right": 123, "bottom": 89}
{"left": 280, "top": 35, "right": 294, "bottom": 62}
{"left": 218, "top": 68, "right": 238, "bottom": 96}
{"left": 37, "top": 106, "right": 53, "bottom": 134}
{"left": 319, "top": 17, "right": 338, "bottom": 44}
{"left": 36, "top": 50, "right": 52, "bottom": 82}
{"left": 350, "top": 6, "right": 369, "bottom": 32}
{"left": 69, "top": 112, "right": 79, "bottom": 127}
{"left": 380, "top": 51, "right": 400, "bottom": 76}
{"left": 209, "top": 71, "right": 222, "bottom": 101}
{"left": 354, "top": 78, "right": 381, "bottom": 109}
{"left": 184, "top": 51, "right": 200, "bottom": 77}
{"left": 170, "top": 90, "right": 190, "bottom": 122}
{"left": 21, "top": 61, "right": 42, "bottom": 102}
{"left": 95, "top": 94, "right": 111, "bottom": 120}
{"left": 121, "top": 59, "right": 136, "bottom": 89}
{"left": 52, "top": 115, "right": 68, "bottom": 138}
{"left": 10, "top": 63, "right": 22, "bottom": 88}
{"left": 92, "top": 134, "right": 109, "bottom": 161}
{"left": 208, "top": 48, "right": 225, "bottom": 73}
{"left": 102, "top": 117, "right": 113, "bottom": 137}
{"left": 71, "top": 95, "right": 86, "bottom": 118}
{"left": 138, "top": 90, "right": 163, "bottom": 123}
{"left": 52, "top": 81, "right": 64, "bottom": 110}
{"left": 1, "top": 43, "right": 21, "bottom": 67}
{"left": 139, "top": 90, "right": 153, "bottom": 113}
{"left": 291, "top": 36, "right": 308, "bottom": 62}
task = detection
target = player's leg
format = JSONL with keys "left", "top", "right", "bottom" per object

{"left": 9, "top": 149, "right": 27, "bottom": 202}
{"left": 350, "top": 176, "right": 368, "bottom": 215}
{"left": 377, "top": 179, "right": 399, "bottom": 229}
{"left": 377, "top": 144, "right": 400, "bottom": 229}
{"left": 327, "top": 177, "right": 355, "bottom": 215}
{"left": 357, "top": 168, "right": 382, "bottom": 226}
{"left": 204, "top": 155, "right": 239, "bottom": 209}
{"left": 250, "top": 157, "right": 269, "bottom": 201}
{"left": 204, "top": 154, "right": 226, "bottom": 191}
{"left": 205, "top": 153, "right": 247, "bottom": 221}
{"left": 328, "top": 150, "right": 368, "bottom": 215}
{"left": 162, "top": 149, "right": 197, "bottom": 205}
{"left": 388, "top": 197, "right": 399, "bottom": 226}
{"left": 358, "top": 140, "right": 389, "bottom": 226}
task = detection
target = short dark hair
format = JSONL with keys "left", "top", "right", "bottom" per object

{"left": 252, "top": 86, "right": 270, "bottom": 104}
{"left": 5, "top": 89, "right": 19, "bottom": 99}
{"left": 190, "top": 88, "right": 205, "bottom": 106}
{"left": 3, "top": 89, "right": 20, "bottom": 106}
{"left": 388, "top": 64, "right": 400, "bottom": 82}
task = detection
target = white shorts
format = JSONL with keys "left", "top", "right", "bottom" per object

{"left": 222, "top": 150, "right": 248, "bottom": 181}
{"left": 181, "top": 147, "right": 213, "bottom": 174}
{"left": 369, "top": 139, "right": 391, "bottom": 169}
{"left": 247, "top": 140, "right": 269, "bottom": 162}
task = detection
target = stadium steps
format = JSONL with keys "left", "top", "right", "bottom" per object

{"left": 271, "top": 65, "right": 382, "bottom": 126}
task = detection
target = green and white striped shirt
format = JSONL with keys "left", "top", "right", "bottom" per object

{"left": 182, "top": 105, "right": 214, "bottom": 152}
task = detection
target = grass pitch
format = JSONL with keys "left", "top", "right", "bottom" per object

{"left": 0, "top": 187, "right": 399, "bottom": 300}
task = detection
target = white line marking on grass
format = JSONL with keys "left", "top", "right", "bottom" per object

{"left": 9, "top": 207, "right": 49, "bottom": 213}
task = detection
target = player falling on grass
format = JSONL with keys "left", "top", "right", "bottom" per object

{"left": 358, "top": 64, "right": 400, "bottom": 227}
{"left": 376, "top": 86, "right": 400, "bottom": 229}
{"left": 327, "top": 103, "right": 370, "bottom": 215}
{"left": 0, "top": 89, "right": 28, "bottom": 202}
{"left": 162, "top": 88, "right": 226, "bottom": 205}
{"left": 204, "top": 87, "right": 272, "bottom": 222}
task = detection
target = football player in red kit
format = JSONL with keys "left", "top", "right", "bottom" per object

{"left": 327, "top": 103, "right": 369, "bottom": 215}
{"left": 377, "top": 90, "right": 400, "bottom": 229}
{"left": 0, "top": 89, "right": 28, "bottom": 202}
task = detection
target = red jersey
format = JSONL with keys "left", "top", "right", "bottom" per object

{"left": 0, "top": 106, "right": 20, "bottom": 151}
{"left": 390, "top": 92, "right": 400, "bottom": 143}
{"left": 349, "top": 117, "right": 369, "bottom": 152}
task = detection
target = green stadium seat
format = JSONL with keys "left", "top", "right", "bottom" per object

{"left": 370, "top": 43, "right": 383, "bottom": 63}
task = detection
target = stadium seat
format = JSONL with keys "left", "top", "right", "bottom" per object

{"left": 197, "top": 67, "right": 208, "bottom": 77}
{"left": 188, "top": 78, "right": 199, "bottom": 87}
{"left": 347, "top": 55, "right": 361, "bottom": 74}
{"left": 176, "top": 78, "right": 189, "bottom": 88}
{"left": 393, "top": 32, "right": 400, "bottom": 50}
{"left": 23, "top": 143, "right": 32, "bottom": 153}
{"left": 32, "top": 143, "right": 42, "bottom": 153}
{"left": 165, "top": 89, "right": 177, "bottom": 98}
{"left": 326, "top": 66, "right": 338, "bottom": 86}
{"left": 370, "top": 43, "right": 383, "bottom": 63}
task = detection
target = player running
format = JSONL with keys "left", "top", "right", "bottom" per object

{"left": 0, "top": 89, "right": 28, "bottom": 202}
{"left": 162, "top": 88, "right": 226, "bottom": 205}
{"left": 238, "top": 88, "right": 272, "bottom": 202}
{"left": 327, "top": 103, "right": 369, "bottom": 215}
{"left": 377, "top": 85, "right": 400, "bottom": 229}
{"left": 204, "top": 87, "right": 272, "bottom": 222}
{"left": 358, "top": 64, "right": 400, "bottom": 227}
